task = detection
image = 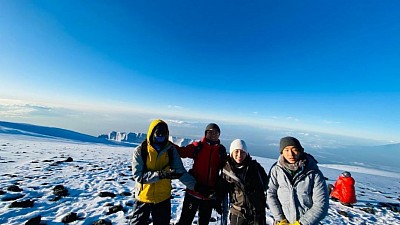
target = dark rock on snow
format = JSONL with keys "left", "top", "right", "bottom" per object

{"left": 25, "top": 215, "right": 41, "bottom": 225}
{"left": 92, "top": 219, "right": 112, "bottom": 225}
{"left": 7, "top": 185, "right": 23, "bottom": 192}
{"left": 53, "top": 185, "right": 69, "bottom": 196}
{"left": 99, "top": 191, "right": 116, "bottom": 198}
{"left": 10, "top": 199, "right": 34, "bottom": 208}
{"left": 61, "top": 212, "right": 80, "bottom": 223}
{"left": 107, "top": 205, "right": 123, "bottom": 215}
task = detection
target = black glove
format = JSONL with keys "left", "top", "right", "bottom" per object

{"left": 158, "top": 169, "right": 183, "bottom": 179}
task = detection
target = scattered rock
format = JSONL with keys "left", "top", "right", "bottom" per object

{"left": 7, "top": 185, "right": 23, "bottom": 192}
{"left": 120, "top": 191, "right": 131, "bottom": 196}
{"left": 61, "top": 212, "right": 79, "bottom": 223}
{"left": 53, "top": 185, "right": 69, "bottom": 197}
{"left": 107, "top": 205, "right": 123, "bottom": 215}
{"left": 42, "top": 159, "right": 54, "bottom": 162}
{"left": 65, "top": 157, "right": 73, "bottom": 162}
{"left": 10, "top": 199, "right": 34, "bottom": 208}
{"left": 25, "top": 215, "right": 41, "bottom": 225}
{"left": 92, "top": 219, "right": 112, "bottom": 225}
{"left": 360, "top": 207, "right": 375, "bottom": 214}
{"left": 337, "top": 210, "right": 349, "bottom": 217}
{"left": 99, "top": 192, "right": 116, "bottom": 198}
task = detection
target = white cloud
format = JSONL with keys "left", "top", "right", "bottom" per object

{"left": 322, "top": 120, "right": 342, "bottom": 124}
{"left": 168, "top": 105, "right": 184, "bottom": 110}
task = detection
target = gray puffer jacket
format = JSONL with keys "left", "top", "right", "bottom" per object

{"left": 267, "top": 153, "right": 328, "bottom": 225}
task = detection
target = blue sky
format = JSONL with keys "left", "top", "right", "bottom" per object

{"left": 1, "top": 1, "right": 400, "bottom": 145}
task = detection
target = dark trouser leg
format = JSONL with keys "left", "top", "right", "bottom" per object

{"left": 198, "top": 199, "right": 213, "bottom": 225}
{"left": 253, "top": 213, "right": 266, "bottom": 225}
{"left": 130, "top": 200, "right": 151, "bottom": 225}
{"left": 152, "top": 198, "right": 171, "bottom": 225}
{"left": 230, "top": 213, "right": 246, "bottom": 225}
{"left": 176, "top": 193, "right": 199, "bottom": 225}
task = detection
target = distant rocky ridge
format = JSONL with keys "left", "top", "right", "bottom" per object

{"left": 98, "top": 131, "right": 194, "bottom": 146}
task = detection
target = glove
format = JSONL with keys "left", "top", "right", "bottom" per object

{"left": 290, "top": 221, "right": 301, "bottom": 225}
{"left": 275, "top": 219, "right": 290, "bottom": 225}
{"left": 158, "top": 169, "right": 183, "bottom": 179}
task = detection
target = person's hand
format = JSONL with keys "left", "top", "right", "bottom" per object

{"left": 290, "top": 221, "right": 301, "bottom": 225}
{"left": 158, "top": 169, "right": 183, "bottom": 179}
{"left": 276, "top": 219, "right": 290, "bottom": 225}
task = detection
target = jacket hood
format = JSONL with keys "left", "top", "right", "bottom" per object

{"left": 147, "top": 119, "right": 169, "bottom": 146}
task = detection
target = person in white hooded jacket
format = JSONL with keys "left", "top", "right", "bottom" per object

{"left": 267, "top": 137, "right": 328, "bottom": 225}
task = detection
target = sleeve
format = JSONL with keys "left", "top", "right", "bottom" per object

{"left": 266, "top": 166, "right": 286, "bottom": 221}
{"left": 175, "top": 142, "right": 197, "bottom": 158}
{"left": 299, "top": 170, "right": 329, "bottom": 225}
{"left": 131, "top": 145, "right": 161, "bottom": 184}
{"left": 170, "top": 146, "right": 196, "bottom": 190}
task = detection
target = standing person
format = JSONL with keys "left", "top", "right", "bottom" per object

{"left": 222, "top": 139, "right": 269, "bottom": 225}
{"left": 329, "top": 171, "right": 357, "bottom": 206}
{"left": 175, "top": 123, "right": 227, "bottom": 225}
{"left": 130, "top": 119, "right": 196, "bottom": 225}
{"left": 267, "top": 137, "right": 328, "bottom": 225}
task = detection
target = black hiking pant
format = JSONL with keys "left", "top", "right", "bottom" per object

{"left": 176, "top": 193, "right": 214, "bottom": 225}
{"left": 130, "top": 198, "right": 171, "bottom": 225}
{"left": 230, "top": 212, "right": 266, "bottom": 225}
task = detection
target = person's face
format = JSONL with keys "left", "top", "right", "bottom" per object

{"left": 282, "top": 146, "right": 301, "bottom": 164}
{"left": 154, "top": 125, "right": 168, "bottom": 138}
{"left": 205, "top": 129, "right": 220, "bottom": 142}
{"left": 232, "top": 149, "right": 247, "bottom": 164}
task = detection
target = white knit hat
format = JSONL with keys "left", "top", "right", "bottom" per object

{"left": 229, "top": 139, "right": 248, "bottom": 156}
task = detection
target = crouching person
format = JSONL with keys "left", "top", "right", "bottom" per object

{"left": 130, "top": 119, "right": 196, "bottom": 225}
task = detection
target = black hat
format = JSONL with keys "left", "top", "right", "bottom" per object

{"left": 279, "top": 136, "right": 304, "bottom": 154}
{"left": 205, "top": 123, "right": 220, "bottom": 135}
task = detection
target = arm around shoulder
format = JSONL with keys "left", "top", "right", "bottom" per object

{"left": 169, "top": 145, "right": 196, "bottom": 190}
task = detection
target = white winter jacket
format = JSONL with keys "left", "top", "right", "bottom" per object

{"left": 267, "top": 153, "right": 329, "bottom": 225}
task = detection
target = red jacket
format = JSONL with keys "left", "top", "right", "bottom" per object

{"left": 176, "top": 137, "right": 226, "bottom": 199}
{"left": 330, "top": 175, "right": 357, "bottom": 204}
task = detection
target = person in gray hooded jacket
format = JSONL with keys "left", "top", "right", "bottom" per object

{"left": 267, "top": 137, "right": 328, "bottom": 225}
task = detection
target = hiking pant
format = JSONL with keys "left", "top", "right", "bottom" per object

{"left": 230, "top": 212, "right": 266, "bottom": 225}
{"left": 176, "top": 193, "right": 213, "bottom": 225}
{"left": 130, "top": 198, "right": 171, "bottom": 225}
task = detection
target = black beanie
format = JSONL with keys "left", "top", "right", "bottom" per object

{"left": 205, "top": 123, "right": 220, "bottom": 135}
{"left": 280, "top": 136, "right": 304, "bottom": 154}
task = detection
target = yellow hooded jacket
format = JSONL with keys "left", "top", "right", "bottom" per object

{"left": 132, "top": 119, "right": 174, "bottom": 203}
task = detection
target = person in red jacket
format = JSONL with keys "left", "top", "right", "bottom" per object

{"left": 329, "top": 171, "right": 357, "bottom": 206}
{"left": 175, "top": 123, "right": 227, "bottom": 225}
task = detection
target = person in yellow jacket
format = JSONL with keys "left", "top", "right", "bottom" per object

{"left": 130, "top": 119, "right": 196, "bottom": 225}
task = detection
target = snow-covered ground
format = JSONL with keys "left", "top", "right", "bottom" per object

{"left": 1, "top": 133, "right": 399, "bottom": 225}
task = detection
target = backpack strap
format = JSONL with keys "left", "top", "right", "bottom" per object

{"left": 193, "top": 141, "right": 202, "bottom": 158}
{"left": 140, "top": 140, "right": 148, "bottom": 171}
